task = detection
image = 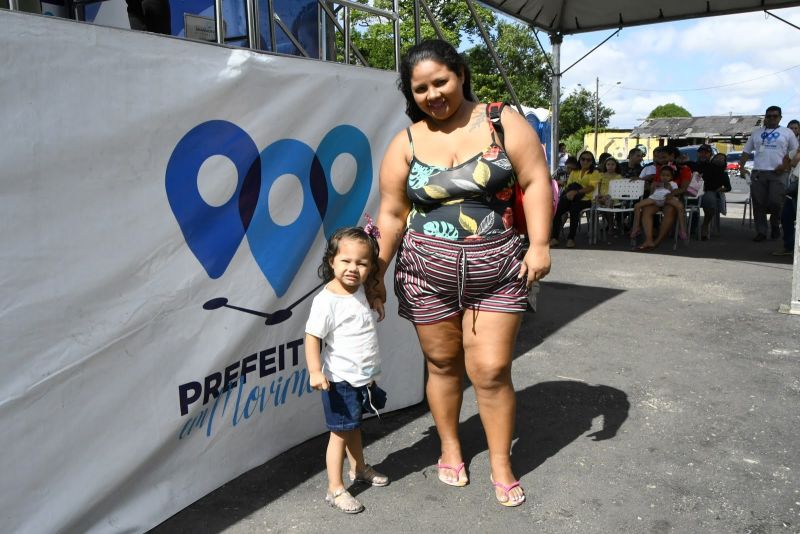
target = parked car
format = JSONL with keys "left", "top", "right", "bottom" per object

{"left": 677, "top": 144, "right": 718, "bottom": 163}
{"left": 726, "top": 151, "right": 742, "bottom": 171}
{"left": 725, "top": 151, "right": 753, "bottom": 174}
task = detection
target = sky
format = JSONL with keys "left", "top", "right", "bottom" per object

{"left": 531, "top": 7, "right": 800, "bottom": 129}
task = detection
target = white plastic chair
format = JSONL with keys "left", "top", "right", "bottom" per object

{"left": 592, "top": 179, "right": 645, "bottom": 244}
{"left": 724, "top": 172, "right": 752, "bottom": 228}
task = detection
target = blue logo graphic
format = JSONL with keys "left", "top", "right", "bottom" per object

{"left": 761, "top": 130, "right": 780, "bottom": 142}
{"left": 166, "top": 120, "right": 372, "bottom": 296}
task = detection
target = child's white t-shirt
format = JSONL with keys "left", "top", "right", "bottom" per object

{"left": 305, "top": 286, "right": 380, "bottom": 387}
{"left": 649, "top": 180, "right": 677, "bottom": 202}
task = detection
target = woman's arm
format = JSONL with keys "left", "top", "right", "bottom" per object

{"left": 374, "top": 130, "right": 413, "bottom": 302}
{"left": 498, "top": 107, "right": 552, "bottom": 284}
{"left": 721, "top": 168, "right": 732, "bottom": 192}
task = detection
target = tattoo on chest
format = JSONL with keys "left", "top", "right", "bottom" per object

{"left": 467, "top": 110, "right": 485, "bottom": 132}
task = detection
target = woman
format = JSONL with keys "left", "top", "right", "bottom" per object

{"left": 700, "top": 152, "right": 732, "bottom": 240}
{"left": 374, "top": 40, "right": 552, "bottom": 507}
{"left": 549, "top": 150, "right": 600, "bottom": 248}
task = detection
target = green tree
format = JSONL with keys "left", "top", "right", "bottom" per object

{"left": 347, "top": 0, "right": 495, "bottom": 70}
{"left": 564, "top": 125, "right": 595, "bottom": 158}
{"left": 463, "top": 21, "right": 550, "bottom": 107}
{"left": 342, "top": 2, "right": 550, "bottom": 109}
{"left": 648, "top": 103, "right": 691, "bottom": 118}
{"left": 558, "top": 88, "right": 614, "bottom": 140}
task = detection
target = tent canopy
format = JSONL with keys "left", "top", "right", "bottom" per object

{"left": 479, "top": 0, "right": 800, "bottom": 35}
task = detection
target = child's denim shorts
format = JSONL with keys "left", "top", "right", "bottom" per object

{"left": 321, "top": 381, "right": 387, "bottom": 432}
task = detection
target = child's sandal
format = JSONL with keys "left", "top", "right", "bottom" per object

{"left": 325, "top": 488, "right": 364, "bottom": 514}
{"left": 349, "top": 464, "right": 389, "bottom": 486}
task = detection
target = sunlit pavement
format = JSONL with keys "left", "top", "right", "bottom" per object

{"left": 152, "top": 205, "right": 799, "bottom": 534}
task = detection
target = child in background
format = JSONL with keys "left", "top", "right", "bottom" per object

{"left": 630, "top": 165, "right": 688, "bottom": 240}
{"left": 305, "top": 220, "right": 388, "bottom": 514}
{"left": 596, "top": 156, "right": 622, "bottom": 208}
{"left": 595, "top": 156, "right": 623, "bottom": 237}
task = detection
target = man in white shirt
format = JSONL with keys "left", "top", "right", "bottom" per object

{"left": 740, "top": 106, "right": 799, "bottom": 242}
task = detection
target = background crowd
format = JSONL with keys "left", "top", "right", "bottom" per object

{"left": 550, "top": 106, "right": 799, "bottom": 254}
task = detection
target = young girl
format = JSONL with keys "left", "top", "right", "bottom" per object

{"left": 596, "top": 156, "right": 622, "bottom": 208}
{"left": 305, "top": 222, "right": 388, "bottom": 514}
{"left": 630, "top": 165, "right": 688, "bottom": 241}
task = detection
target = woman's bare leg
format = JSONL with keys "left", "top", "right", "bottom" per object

{"left": 641, "top": 204, "right": 659, "bottom": 247}
{"left": 654, "top": 205, "right": 677, "bottom": 247}
{"left": 631, "top": 200, "right": 655, "bottom": 236}
{"left": 667, "top": 198, "right": 687, "bottom": 234}
{"left": 415, "top": 316, "right": 467, "bottom": 483}
{"left": 462, "top": 309, "right": 524, "bottom": 504}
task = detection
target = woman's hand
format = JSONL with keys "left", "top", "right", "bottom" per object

{"left": 371, "top": 297, "right": 386, "bottom": 322}
{"left": 369, "top": 277, "right": 387, "bottom": 306}
{"left": 518, "top": 244, "right": 551, "bottom": 288}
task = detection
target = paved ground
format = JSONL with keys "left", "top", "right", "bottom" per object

{"left": 152, "top": 206, "right": 799, "bottom": 534}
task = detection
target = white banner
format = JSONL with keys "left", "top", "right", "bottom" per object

{"left": 0, "top": 12, "right": 422, "bottom": 533}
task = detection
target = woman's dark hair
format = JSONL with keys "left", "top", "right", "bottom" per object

{"left": 788, "top": 119, "right": 800, "bottom": 127}
{"left": 398, "top": 39, "right": 474, "bottom": 123}
{"left": 318, "top": 227, "right": 380, "bottom": 290}
{"left": 578, "top": 150, "right": 596, "bottom": 172}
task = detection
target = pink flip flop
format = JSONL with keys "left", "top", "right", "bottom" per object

{"left": 491, "top": 477, "right": 526, "bottom": 507}
{"left": 436, "top": 459, "right": 468, "bottom": 487}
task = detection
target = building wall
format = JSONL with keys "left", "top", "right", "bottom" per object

{"left": 582, "top": 131, "right": 662, "bottom": 161}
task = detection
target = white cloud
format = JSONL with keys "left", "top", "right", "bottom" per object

{"left": 547, "top": 7, "right": 800, "bottom": 128}
{"left": 712, "top": 95, "right": 763, "bottom": 116}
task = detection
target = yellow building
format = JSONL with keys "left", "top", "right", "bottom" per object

{"left": 581, "top": 129, "right": 661, "bottom": 160}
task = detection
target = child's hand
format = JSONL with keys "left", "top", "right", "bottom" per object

{"left": 309, "top": 371, "right": 329, "bottom": 391}
{"left": 372, "top": 298, "right": 385, "bottom": 322}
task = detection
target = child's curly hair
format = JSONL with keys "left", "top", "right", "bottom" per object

{"left": 318, "top": 227, "right": 381, "bottom": 291}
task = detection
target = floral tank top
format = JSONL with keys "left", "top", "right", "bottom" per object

{"left": 405, "top": 126, "right": 517, "bottom": 241}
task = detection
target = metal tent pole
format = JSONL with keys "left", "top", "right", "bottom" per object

{"left": 780, "top": 196, "right": 800, "bottom": 315}
{"left": 214, "top": 0, "right": 224, "bottom": 44}
{"left": 464, "top": 0, "right": 523, "bottom": 114}
{"left": 393, "top": 0, "right": 400, "bottom": 71}
{"left": 549, "top": 33, "right": 562, "bottom": 175}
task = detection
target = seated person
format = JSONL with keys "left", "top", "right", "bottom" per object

{"left": 596, "top": 156, "right": 622, "bottom": 208}
{"left": 698, "top": 151, "right": 732, "bottom": 240}
{"left": 636, "top": 151, "right": 693, "bottom": 250}
{"left": 619, "top": 148, "right": 644, "bottom": 179}
{"left": 633, "top": 146, "right": 670, "bottom": 195}
{"left": 550, "top": 150, "right": 600, "bottom": 248}
{"left": 630, "top": 165, "right": 687, "bottom": 241}
{"left": 554, "top": 155, "right": 579, "bottom": 186}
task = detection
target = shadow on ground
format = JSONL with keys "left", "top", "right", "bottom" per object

{"left": 150, "top": 282, "right": 626, "bottom": 533}
{"left": 566, "top": 211, "right": 794, "bottom": 265}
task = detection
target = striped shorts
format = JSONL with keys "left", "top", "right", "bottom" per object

{"left": 394, "top": 229, "right": 529, "bottom": 324}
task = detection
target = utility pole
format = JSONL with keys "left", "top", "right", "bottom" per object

{"left": 594, "top": 76, "right": 599, "bottom": 155}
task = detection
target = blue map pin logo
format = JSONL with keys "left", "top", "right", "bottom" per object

{"left": 246, "top": 139, "right": 328, "bottom": 297}
{"left": 317, "top": 125, "right": 373, "bottom": 239}
{"left": 165, "top": 120, "right": 261, "bottom": 279}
